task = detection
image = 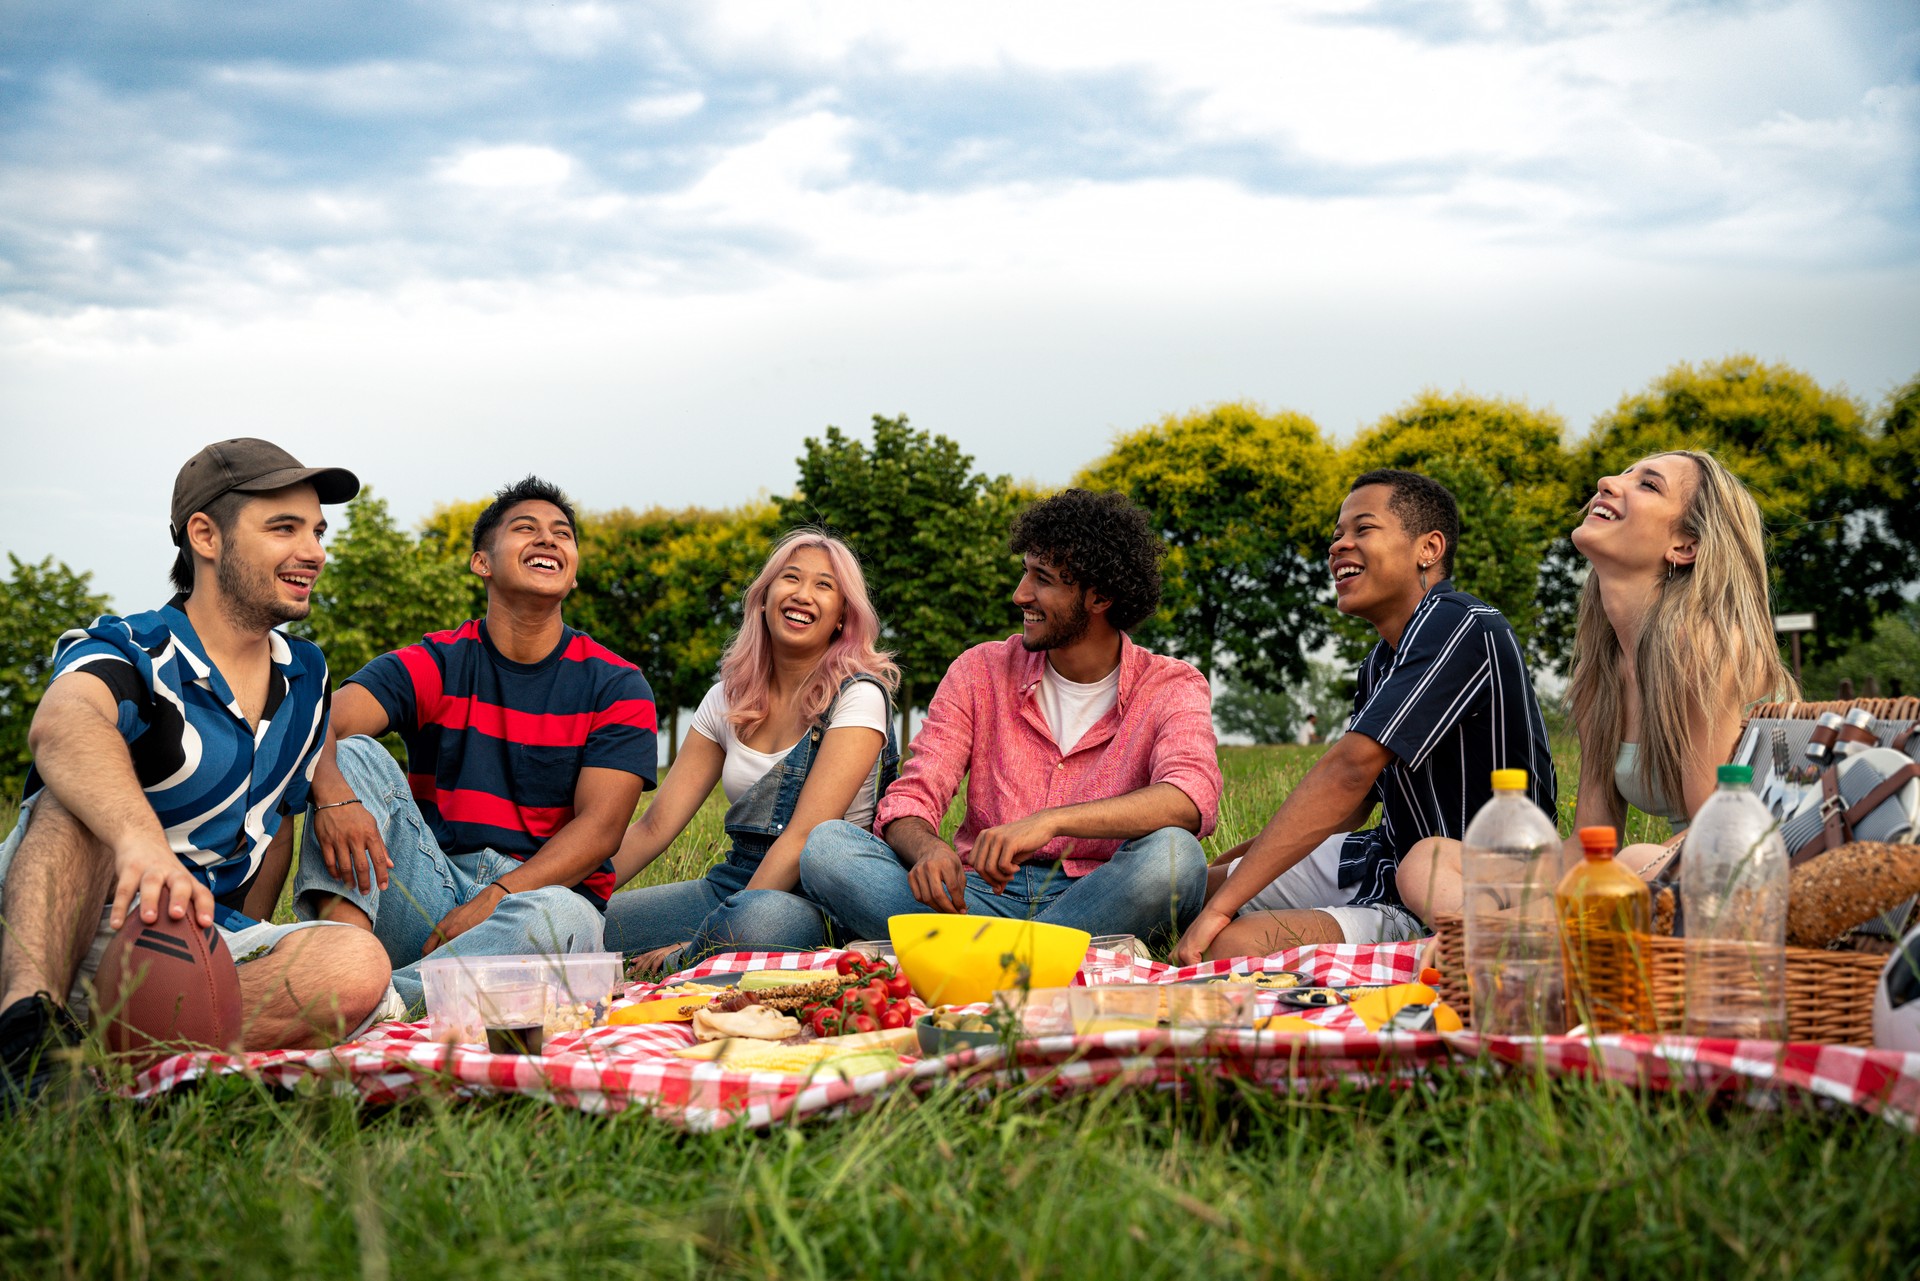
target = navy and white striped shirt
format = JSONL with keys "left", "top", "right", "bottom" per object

{"left": 1339, "top": 580, "right": 1556, "bottom": 909}
{"left": 24, "top": 596, "right": 330, "bottom": 930}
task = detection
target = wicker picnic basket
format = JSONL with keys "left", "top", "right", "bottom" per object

{"left": 1421, "top": 695, "right": 1919, "bottom": 1046}
{"left": 1427, "top": 914, "right": 1882, "bottom": 1045}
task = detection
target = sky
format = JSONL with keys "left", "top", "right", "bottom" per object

{"left": 3, "top": 0, "right": 1917, "bottom": 614}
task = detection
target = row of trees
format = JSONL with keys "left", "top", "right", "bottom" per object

{"left": 2, "top": 355, "right": 1917, "bottom": 788}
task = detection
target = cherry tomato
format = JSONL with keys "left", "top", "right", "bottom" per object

{"left": 810, "top": 1008, "right": 839, "bottom": 1037}
{"left": 849, "top": 1013, "right": 878, "bottom": 1035}
{"left": 879, "top": 1005, "right": 911, "bottom": 1030}
{"left": 836, "top": 954, "right": 859, "bottom": 976}
{"left": 884, "top": 974, "right": 912, "bottom": 1001}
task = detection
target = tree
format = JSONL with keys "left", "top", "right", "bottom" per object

{"left": 777, "top": 414, "right": 1023, "bottom": 746}
{"left": 1078, "top": 402, "right": 1338, "bottom": 693}
{"left": 1797, "top": 600, "right": 1920, "bottom": 700}
{"left": 1213, "top": 659, "right": 1345, "bottom": 745}
{"left": 1875, "top": 370, "right": 1920, "bottom": 561}
{"left": 571, "top": 503, "right": 781, "bottom": 762}
{"left": 0, "top": 555, "right": 111, "bottom": 793}
{"left": 1342, "top": 391, "right": 1572, "bottom": 667}
{"left": 293, "top": 490, "right": 476, "bottom": 682}
{"left": 418, "top": 498, "right": 489, "bottom": 617}
{"left": 1566, "top": 356, "right": 1912, "bottom": 659}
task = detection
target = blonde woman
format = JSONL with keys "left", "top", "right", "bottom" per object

{"left": 603, "top": 530, "right": 899, "bottom": 970}
{"left": 1398, "top": 450, "right": 1794, "bottom": 920}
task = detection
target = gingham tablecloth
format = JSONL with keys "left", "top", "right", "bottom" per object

{"left": 123, "top": 942, "right": 1920, "bottom": 1132}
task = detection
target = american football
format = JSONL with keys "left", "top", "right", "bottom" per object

{"left": 92, "top": 887, "right": 244, "bottom": 1069}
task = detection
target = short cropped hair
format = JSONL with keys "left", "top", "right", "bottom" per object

{"left": 1349, "top": 468, "right": 1459, "bottom": 579}
{"left": 168, "top": 489, "right": 252, "bottom": 594}
{"left": 1009, "top": 488, "right": 1165, "bottom": 631}
{"left": 471, "top": 476, "right": 579, "bottom": 554}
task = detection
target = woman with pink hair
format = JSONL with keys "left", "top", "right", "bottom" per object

{"left": 604, "top": 529, "right": 899, "bottom": 971}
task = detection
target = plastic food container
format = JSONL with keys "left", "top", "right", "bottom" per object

{"left": 991, "top": 987, "right": 1078, "bottom": 1037}
{"left": 1067, "top": 986, "right": 1161, "bottom": 1035}
{"left": 1162, "top": 984, "right": 1256, "bottom": 1028}
{"left": 422, "top": 952, "right": 623, "bottom": 1045}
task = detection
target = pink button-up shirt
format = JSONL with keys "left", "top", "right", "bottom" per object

{"left": 874, "top": 634, "right": 1222, "bottom": 876}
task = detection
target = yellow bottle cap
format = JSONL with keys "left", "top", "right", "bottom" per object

{"left": 1490, "top": 769, "right": 1528, "bottom": 791}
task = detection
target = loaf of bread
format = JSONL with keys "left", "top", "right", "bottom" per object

{"left": 1786, "top": 841, "right": 1920, "bottom": 948}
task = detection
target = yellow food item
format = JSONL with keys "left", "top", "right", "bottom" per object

{"left": 1345, "top": 982, "right": 1437, "bottom": 1031}
{"left": 608, "top": 992, "right": 718, "bottom": 1025}
{"left": 1077, "top": 1017, "right": 1156, "bottom": 1034}
{"left": 669, "top": 1038, "right": 903, "bottom": 1077}
{"left": 1254, "top": 1015, "right": 1323, "bottom": 1035}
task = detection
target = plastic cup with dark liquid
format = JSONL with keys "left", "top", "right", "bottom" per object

{"left": 478, "top": 982, "right": 549, "bottom": 1056}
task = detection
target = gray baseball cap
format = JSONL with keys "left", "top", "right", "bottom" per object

{"left": 170, "top": 438, "right": 360, "bottom": 543}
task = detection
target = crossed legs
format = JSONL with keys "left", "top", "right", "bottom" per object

{"left": 0, "top": 793, "right": 388, "bottom": 1050}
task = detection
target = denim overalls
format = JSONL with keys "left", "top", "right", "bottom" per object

{"left": 604, "top": 673, "right": 898, "bottom": 963}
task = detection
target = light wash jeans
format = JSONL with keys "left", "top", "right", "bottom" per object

{"left": 797, "top": 820, "right": 1208, "bottom": 945}
{"left": 293, "top": 736, "right": 605, "bottom": 1009}
{"left": 602, "top": 853, "right": 830, "bottom": 968}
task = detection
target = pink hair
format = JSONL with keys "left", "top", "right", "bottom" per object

{"left": 721, "top": 529, "right": 899, "bottom": 737}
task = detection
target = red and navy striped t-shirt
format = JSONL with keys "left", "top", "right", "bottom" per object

{"left": 349, "top": 619, "right": 658, "bottom": 910}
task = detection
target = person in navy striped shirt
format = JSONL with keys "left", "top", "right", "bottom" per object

{"left": 0, "top": 439, "right": 393, "bottom": 1097}
{"left": 295, "top": 476, "right": 656, "bottom": 1008}
{"left": 1175, "top": 470, "right": 1556, "bottom": 962}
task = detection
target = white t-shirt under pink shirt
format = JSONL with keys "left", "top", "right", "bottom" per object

{"left": 1035, "top": 659, "right": 1119, "bottom": 756}
{"left": 687, "top": 679, "right": 890, "bottom": 830}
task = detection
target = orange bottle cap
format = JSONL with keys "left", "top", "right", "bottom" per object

{"left": 1578, "top": 826, "right": 1617, "bottom": 857}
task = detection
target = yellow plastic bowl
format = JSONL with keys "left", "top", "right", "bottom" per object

{"left": 887, "top": 914, "right": 1090, "bottom": 1007}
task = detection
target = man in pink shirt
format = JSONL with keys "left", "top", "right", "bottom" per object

{"left": 800, "top": 490, "right": 1221, "bottom": 944}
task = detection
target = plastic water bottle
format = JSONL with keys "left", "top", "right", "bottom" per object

{"left": 1555, "top": 826, "right": 1655, "bottom": 1034}
{"left": 1462, "top": 769, "right": 1566, "bottom": 1036}
{"left": 1681, "top": 764, "right": 1788, "bottom": 1040}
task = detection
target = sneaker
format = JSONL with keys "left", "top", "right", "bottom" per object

{"left": 0, "top": 992, "right": 85, "bottom": 1110}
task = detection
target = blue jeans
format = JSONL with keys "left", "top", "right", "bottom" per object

{"left": 602, "top": 853, "right": 830, "bottom": 966}
{"left": 293, "top": 736, "right": 606, "bottom": 1008}
{"left": 798, "top": 820, "right": 1208, "bottom": 944}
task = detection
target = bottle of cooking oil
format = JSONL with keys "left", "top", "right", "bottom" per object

{"left": 1555, "top": 826, "right": 1656, "bottom": 1034}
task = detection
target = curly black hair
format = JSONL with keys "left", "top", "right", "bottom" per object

{"left": 471, "top": 475, "right": 579, "bottom": 554}
{"left": 1349, "top": 468, "right": 1459, "bottom": 578}
{"left": 1009, "top": 488, "right": 1165, "bottom": 631}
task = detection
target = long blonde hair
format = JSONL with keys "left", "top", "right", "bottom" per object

{"left": 1567, "top": 449, "right": 1796, "bottom": 816}
{"left": 719, "top": 529, "right": 899, "bottom": 738}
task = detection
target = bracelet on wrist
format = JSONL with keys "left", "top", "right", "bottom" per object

{"left": 313, "top": 798, "right": 364, "bottom": 812}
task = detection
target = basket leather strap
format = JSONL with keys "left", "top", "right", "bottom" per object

{"left": 1808, "top": 722, "right": 1840, "bottom": 755}
{"left": 1893, "top": 721, "right": 1917, "bottom": 752}
{"left": 1837, "top": 722, "right": 1880, "bottom": 748}
{"left": 1789, "top": 761, "right": 1920, "bottom": 867}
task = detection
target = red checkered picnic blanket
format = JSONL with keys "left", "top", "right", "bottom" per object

{"left": 124, "top": 942, "right": 1920, "bottom": 1132}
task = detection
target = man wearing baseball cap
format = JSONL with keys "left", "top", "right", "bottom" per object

{"left": 0, "top": 439, "right": 394, "bottom": 1102}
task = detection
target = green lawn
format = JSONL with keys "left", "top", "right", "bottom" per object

{"left": 5, "top": 746, "right": 1912, "bottom": 1281}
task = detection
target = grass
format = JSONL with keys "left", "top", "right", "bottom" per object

{"left": 5, "top": 746, "right": 1907, "bottom": 1281}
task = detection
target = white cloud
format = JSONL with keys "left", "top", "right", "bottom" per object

{"left": 436, "top": 143, "right": 576, "bottom": 189}
{"left": 626, "top": 90, "right": 706, "bottom": 123}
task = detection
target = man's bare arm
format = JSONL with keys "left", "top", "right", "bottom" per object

{"left": 422, "top": 765, "right": 645, "bottom": 954}
{"left": 970, "top": 782, "right": 1203, "bottom": 891}
{"left": 1204, "top": 732, "right": 1392, "bottom": 918}
{"left": 28, "top": 672, "right": 213, "bottom": 928}
{"left": 882, "top": 816, "right": 971, "bottom": 914}
{"left": 307, "top": 683, "right": 394, "bottom": 891}
{"left": 243, "top": 820, "right": 295, "bottom": 922}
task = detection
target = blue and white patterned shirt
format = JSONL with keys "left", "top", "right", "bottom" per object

{"left": 24, "top": 595, "right": 331, "bottom": 929}
{"left": 1339, "top": 580, "right": 1557, "bottom": 910}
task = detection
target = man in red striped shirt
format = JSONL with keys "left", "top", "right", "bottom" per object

{"left": 800, "top": 490, "right": 1221, "bottom": 945}
{"left": 295, "top": 477, "right": 656, "bottom": 1008}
